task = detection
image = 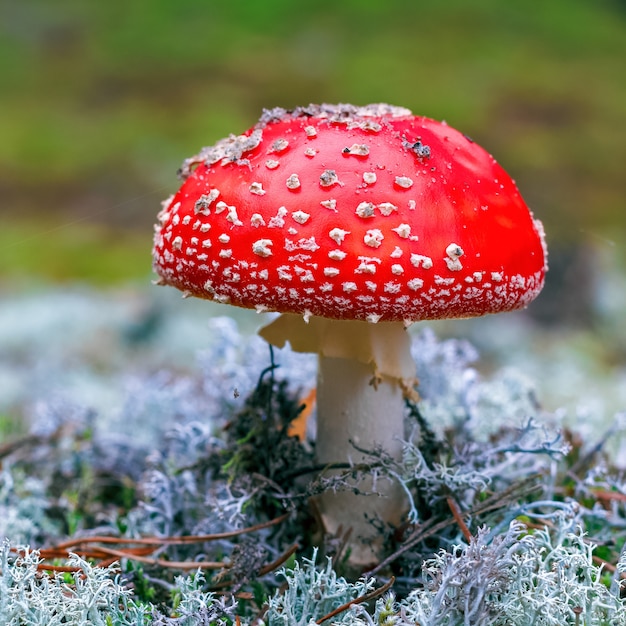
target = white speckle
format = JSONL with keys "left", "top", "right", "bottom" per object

{"left": 197, "top": 253, "right": 208, "bottom": 261}
{"left": 172, "top": 214, "right": 180, "bottom": 226}
{"left": 249, "top": 182, "right": 266, "bottom": 196}
{"left": 215, "top": 201, "right": 228, "bottom": 214}
{"left": 277, "top": 266, "right": 293, "bottom": 281}
{"left": 265, "top": 159, "right": 280, "bottom": 169}
{"left": 204, "top": 280, "right": 214, "bottom": 293}
{"left": 304, "top": 125, "right": 317, "bottom": 137}
{"left": 328, "top": 249, "right": 347, "bottom": 261}
{"left": 214, "top": 294, "right": 231, "bottom": 304}
{"left": 410, "top": 254, "right": 433, "bottom": 269}
{"left": 329, "top": 228, "right": 350, "bottom": 244}
{"left": 251, "top": 213, "right": 265, "bottom": 227}
{"left": 160, "top": 194, "right": 174, "bottom": 211}
{"left": 364, "top": 229, "right": 384, "bottom": 248}
{"left": 292, "top": 210, "right": 310, "bottom": 224}
{"left": 349, "top": 119, "right": 382, "bottom": 132}
{"left": 408, "top": 200, "right": 416, "bottom": 210}
{"left": 320, "top": 199, "right": 337, "bottom": 211}
{"left": 365, "top": 281, "right": 377, "bottom": 292}
{"left": 390, "top": 246, "right": 403, "bottom": 259}
{"left": 218, "top": 234, "right": 230, "bottom": 244}
{"left": 392, "top": 223, "right": 411, "bottom": 238}
{"left": 289, "top": 236, "right": 320, "bottom": 252}
{"left": 491, "top": 272, "right": 503, "bottom": 282}
{"left": 190, "top": 236, "right": 199, "bottom": 245}
{"left": 182, "top": 215, "right": 192, "bottom": 225}
{"left": 473, "top": 271, "right": 483, "bottom": 281}
{"left": 358, "top": 255, "right": 381, "bottom": 266}
{"left": 223, "top": 268, "right": 240, "bottom": 282}
{"left": 356, "top": 202, "right": 375, "bottom": 218}
{"left": 286, "top": 174, "right": 301, "bottom": 190}
{"left": 302, "top": 309, "right": 313, "bottom": 323}
{"left": 185, "top": 247, "right": 197, "bottom": 256}
{"left": 377, "top": 202, "right": 398, "bottom": 216}
{"left": 194, "top": 189, "right": 220, "bottom": 215}
{"left": 511, "top": 274, "right": 526, "bottom": 289}
{"left": 445, "top": 243, "right": 464, "bottom": 271}
{"left": 342, "top": 282, "right": 358, "bottom": 293}
{"left": 320, "top": 169, "right": 339, "bottom": 187}
{"left": 304, "top": 148, "right": 317, "bottom": 157}
{"left": 295, "top": 266, "right": 315, "bottom": 282}
{"left": 271, "top": 138, "right": 289, "bottom": 153}
{"left": 219, "top": 249, "right": 233, "bottom": 258}
{"left": 435, "top": 275, "right": 455, "bottom": 286}
{"left": 343, "top": 143, "right": 369, "bottom": 156}
{"left": 407, "top": 278, "right": 424, "bottom": 290}
{"left": 363, "top": 172, "right": 377, "bottom": 184}
{"left": 288, "top": 253, "right": 311, "bottom": 263}
{"left": 391, "top": 264, "right": 404, "bottom": 275}
{"left": 320, "top": 282, "right": 333, "bottom": 292}
{"left": 226, "top": 206, "right": 243, "bottom": 226}
{"left": 366, "top": 313, "right": 382, "bottom": 323}
{"left": 269, "top": 206, "right": 288, "bottom": 228}
{"left": 202, "top": 239, "right": 212, "bottom": 248}
{"left": 395, "top": 176, "right": 414, "bottom": 189}
{"left": 252, "top": 239, "right": 273, "bottom": 257}
{"left": 384, "top": 282, "right": 402, "bottom": 294}
{"left": 324, "top": 267, "right": 340, "bottom": 277}
{"left": 172, "top": 236, "right": 183, "bottom": 251}
{"left": 355, "top": 261, "right": 377, "bottom": 274}
{"left": 200, "top": 223, "right": 211, "bottom": 233}
{"left": 287, "top": 227, "right": 298, "bottom": 235}
{"left": 255, "top": 304, "right": 269, "bottom": 313}
{"left": 259, "top": 269, "right": 269, "bottom": 280}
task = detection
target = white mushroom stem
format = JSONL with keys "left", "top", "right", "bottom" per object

{"left": 315, "top": 355, "right": 408, "bottom": 565}
{"left": 259, "top": 315, "right": 417, "bottom": 566}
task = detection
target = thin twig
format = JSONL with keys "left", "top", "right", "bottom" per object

{"left": 209, "top": 543, "right": 299, "bottom": 590}
{"left": 257, "top": 543, "right": 299, "bottom": 576}
{"left": 94, "top": 545, "right": 225, "bottom": 570}
{"left": 446, "top": 495, "right": 473, "bottom": 542}
{"left": 366, "top": 477, "right": 539, "bottom": 577}
{"left": 49, "top": 512, "right": 289, "bottom": 552}
{"left": 316, "top": 576, "right": 395, "bottom": 624}
{"left": 0, "top": 434, "right": 42, "bottom": 459}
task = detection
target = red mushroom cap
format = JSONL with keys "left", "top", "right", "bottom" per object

{"left": 153, "top": 103, "right": 547, "bottom": 323}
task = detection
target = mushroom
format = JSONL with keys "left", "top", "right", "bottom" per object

{"left": 152, "top": 103, "right": 548, "bottom": 565}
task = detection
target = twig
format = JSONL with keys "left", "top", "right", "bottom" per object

{"left": 366, "top": 477, "right": 539, "bottom": 577}
{"left": 0, "top": 434, "right": 42, "bottom": 459}
{"left": 89, "top": 545, "right": 225, "bottom": 571}
{"left": 446, "top": 495, "right": 472, "bottom": 542}
{"left": 257, "top": 543, "right": 299, "bottom": 576}
{"left": 316, "top": 576, "right": 395, "bottom": 624}
{"left": 49, "top": 512, "right": 289, "bottom": 552}
{"left": 209, "top": 543, "right": 299, "bottom": 589}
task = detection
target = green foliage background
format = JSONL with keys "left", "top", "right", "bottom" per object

{"left": 1, "top": 0, "right": 625, "bottom": 284}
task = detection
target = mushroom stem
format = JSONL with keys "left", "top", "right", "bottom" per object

{"left": 259, "top": 315, "right": 416, "bottom": 566}
{"left": 315, "top": 353, "right": 408, "bottom": 566}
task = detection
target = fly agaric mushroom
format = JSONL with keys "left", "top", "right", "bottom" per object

{"left": 152, "top": 103, "right": 548, "bottom": 565}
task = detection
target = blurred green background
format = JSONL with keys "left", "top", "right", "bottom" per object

{"left": 1, "top": 0, "right": 625, "bottom": 286}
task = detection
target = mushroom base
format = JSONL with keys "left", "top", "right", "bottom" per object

{"left": 314, "top": 354, "right": 408, "bottom": 567}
